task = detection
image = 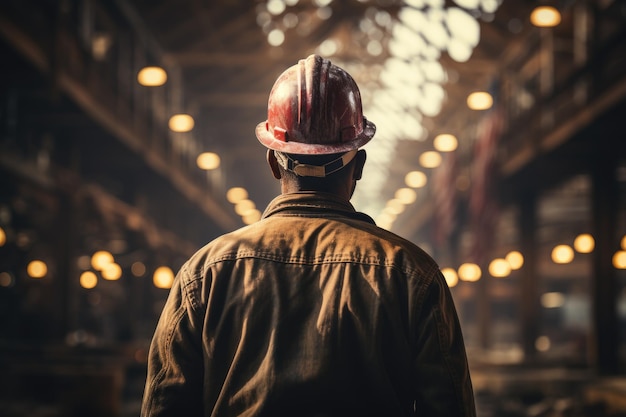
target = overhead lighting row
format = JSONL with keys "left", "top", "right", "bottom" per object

{"left": 0, "top": 242, "right": 177, "bottom": 290}
{"left": 226, "top": 187, "right": 262, "bottom": 225}
{"left": 137, "top": 66, "right": 195, "bottom": 133}
{"left": 137, "top": 67, "right": 257, "bottom": 223}
{"left": 376, "top": 132, "right": 459, "bottom": 229}
{"left": 135, "top": 1, "right": 559, "bottom": 226}
{"left": 1, "top": 230, "right": 623, "bottom": 293}
{"left": 254, "top": 0, "right": 562, "bottom": 224}
{"left": 80, "top": 250, "right": 174, "bottom": 289}
{"left": 441, "top": 233, "right": 626, "bottom": 289}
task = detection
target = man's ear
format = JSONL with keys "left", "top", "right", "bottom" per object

{"left": 267, "top": 149, "right": 282, "bottom": 180}
{"left": 353, "top": 150, "right": 366, "bottom": 180}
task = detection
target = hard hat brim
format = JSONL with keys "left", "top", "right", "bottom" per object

{"left": 255, "top": 119, "right": 376, "bottom": 155}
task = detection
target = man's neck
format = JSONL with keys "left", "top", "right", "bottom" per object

{"left": 280, "top": 181, "right": 353, "bottom": 202}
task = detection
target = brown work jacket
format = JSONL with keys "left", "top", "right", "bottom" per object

{"left": 142, "top": 191, "right": 475, "bottom": 417}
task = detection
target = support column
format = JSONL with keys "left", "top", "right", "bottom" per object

{"left": 476, "top": 266, "right": 490, "bottom": 350}
{"left": 519, "top": 191, "right": 540, "bottom": 361}
{"left": 590, "top": 156, "right": 619, "bottom": 375}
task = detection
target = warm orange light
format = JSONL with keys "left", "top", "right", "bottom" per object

{"left": 505, "top": 250, "right": 524, "bottom": 270}
{"left": 488, "top": 258, "right": 511, "bottom": 278}
{"left": 573, "top": 233, "right": 594, "bottom": 253}
{"left": 168, "top": 114, "right": 195, "bottom": 132}
{"left": 385, "top": 199, "right": 405, "bottom": 216}
{"left": 197, "top": 152, "right": 221, "bottom": 170}
{"left": 226, "top": 187, "right": 248, "bottom": 204}
{"left": 101, "top": 262, "right": 122, "bottom": 280}
{"left": 433, "top": 134, "right": 458, "bottom": 152}
{"left": 235, "top": 199, "right": 256, "bottom": 216}
{"left": 458, "top": 263, "right": 481, "bottom": 282}
{"left": 419, "top": 151, "right": 442, "bottom": 168}
{"left": 91, "top": 251, "right": 114, "bottom": 271}
{"left": 0, "top": 227, "right": 6, "bottom": 247}
{"left": 467, "top": 91, "right": 493, "bottom": 110}
{"left": 154, "top": 266, "right": 175, "bottom": 289}
{"left": 242, "top": 210, "right": 262, "bottom": 225}
{"left": 613, "top": 251, "right": 626, "bottom": 269}
{"left": 405, "top": 171, "right": 427, "bottom": 188}
{"left": 395, "top": 188, "right": 417, "bottom": 205}
{"left": 80, "top": 271, "right": 98, "bottom": 289}
{"left": 27, "top": 260, "right": 47, "bottom": 279}
{"left": 137, "top": 66, "right": 167, "bottom": 86}
{"left": 441, "top": 268, "right": 458, "bottom": 288}
{"left": 530, "top": 6, "right": 561, "bottom": 28}
{"left": 551, "top": 244, "right": 574, "bottom": 264}
{"left": 376, "top": 212, "right": 396, "bottom": 230}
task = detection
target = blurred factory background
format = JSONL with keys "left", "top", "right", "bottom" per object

{"left": 0, "top": 0, "right": 625, "bottom": 416}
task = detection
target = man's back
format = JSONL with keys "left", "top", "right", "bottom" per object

{"left": 142, "top": 192, "right": 474, "bottom": 416}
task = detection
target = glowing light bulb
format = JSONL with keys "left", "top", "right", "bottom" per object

{"left": 488, "top": 258, "right": 511, "bottom": 278}
{"left": 467, "top": 91, "right": 493, "bottom": 110}
{"left": 154, "top": 266, "right": 175, "bottom": 289}
{"left": 419, "top": 151, "right": 442, "bottom": 168}
{"left": 433, "top": 134, "right": 458, "bottom": 152}
{"left": 101, "top": 262, "right": 122, "bottom": 280}
{"left": 197, "top": 152, "right": 221, "bottom": 170}
{"left": 505, "top": 250, "right": 524, "bottom": 270}
{"left": 226, "top": 187, "right": 248, "bottom": 204}
{"left": 405, "top": 171, "right": 427, "bottom": 188}
{"left": 27, "top": 260, "right": 47, "bottom": 278}
{"left": 613, "top": 251, "right": 626, "bottom": 269}
{"left": 573, "top": 233, "right": 594, "bottom": 253}
{"left": 395, "top": 188, "right": 417, "bottom": 205}
{"left": 137, "top": 66, "right": 167, "bottom": 86}
{"left": 80, "top": 271, "right": 98, "bottom": 289}
{"left": 458, "top": 263, "right": 481, "bottom": 282}
{"left": 168, "top": 114, "right": 195, "bottom": 132}
{"left": 551, "top": 245, "right": 574, "bottom": 264}
{"left": 441, "top": 267, "right": 458, "bottom": 288}
{"left": 530, "top": 6, "right": 561, "bottom": 28}
{"left": 91, "top": 251, "right": 114, "bottom": 271}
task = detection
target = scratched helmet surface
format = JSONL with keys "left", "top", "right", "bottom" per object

{"left": 255, "top": 54, "right": 376, "bottom": 154}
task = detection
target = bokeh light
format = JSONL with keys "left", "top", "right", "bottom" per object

{"left": 441, "top": 267, "right": 458, "bottom": 288}
{"left": 458, "top": 262, "right": 481, "bottom": 282}
{"left": 137, "top": 66, "right": 167, "bottom": 86}
{"left": 551, "top": 245, "right": 574, "bottom": 264}
{"left": 573, "top": 233, "right": 594, "bottom": 253}
{"left": 27, "top": 260, "right": 47, "bottom": 279}
{"left": 168, "top": 114, "right": 195, "bottom": 132}
{"left": 80, "top": 271, "right": 98, "bottom": 289}
{"left": 154, "top": 266, "right": 175, "bottom": 289}
{"left": 91, "top": 251, "right": 114, "bottom": 271}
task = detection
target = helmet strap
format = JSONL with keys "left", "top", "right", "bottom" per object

{"left": 275, "top": 150, "right": 358, "bottom": 178}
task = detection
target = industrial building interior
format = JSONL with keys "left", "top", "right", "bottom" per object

{"left": 0, "top": 0, "right": 625, "bottom": 416}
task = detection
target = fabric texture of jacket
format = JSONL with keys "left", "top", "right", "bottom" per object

{"left": 142, "top": 191, "right": 475, "bottom": 417}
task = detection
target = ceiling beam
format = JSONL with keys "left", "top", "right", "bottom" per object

{"left": 0, "top": 11, "right": 240, "bottom": 232}
{"left": 163, "top": 51, "right": 295, "bottom": 67}
{"left": 192, "top": 91, "right": 268, "bottom": 107}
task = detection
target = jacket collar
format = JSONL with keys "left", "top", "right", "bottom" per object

{"left": 262, "top": 192, "right": 376, "bottom": 224}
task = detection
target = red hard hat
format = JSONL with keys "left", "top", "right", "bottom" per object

{"left": 255, "top": 54, "right": 376, "bottom": 155}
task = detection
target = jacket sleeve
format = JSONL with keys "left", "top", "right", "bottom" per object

{"left": 413, "top": 269, "right": 476, "bottom": 416}
{"left": 141, "top": 267, "right": 204, "bottom": 417}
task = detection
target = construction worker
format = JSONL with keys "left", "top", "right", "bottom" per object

{"left": 142, "top": 54, "right": 475, "bottom": 417}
